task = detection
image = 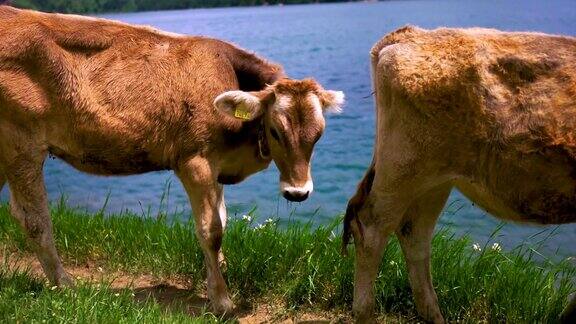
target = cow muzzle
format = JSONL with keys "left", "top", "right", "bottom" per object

{"left": 280, "top": 180, "right": 313, "bottom": 202}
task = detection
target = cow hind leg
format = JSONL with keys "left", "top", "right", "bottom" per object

{"left": 5, "top": 153, "right": 72, "bottom": 286}
{"left": 396, "top": 184, "right": 451, "bottom": 324}
{"left": 350, "top": 194, "right": 406, "bottom": 323}
{"left": 561, "top": 294, "right": 576, "bottom": 323}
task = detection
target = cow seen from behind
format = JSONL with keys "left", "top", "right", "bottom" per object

{"left": 345, "top": 26, "right": 576, "bottom": 323}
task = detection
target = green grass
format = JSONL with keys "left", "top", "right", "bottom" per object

{"left": 0, "top": 268, "right": 222, "bottom": 323}
{"left": 0, "top": 200, "right": 574, "bottom": 323}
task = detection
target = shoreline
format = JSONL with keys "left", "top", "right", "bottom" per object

{"left": 10, "top": 1, "right": 373, "bottom": 15}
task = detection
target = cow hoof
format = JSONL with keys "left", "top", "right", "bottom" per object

{"left": 560, "top": 308, "right": 575, "bottom": 324}
{"left": 354, "top": 309, "right": 377, "bottom": 324}
{"left": 420, "top": 309, "right": 445, "bottom": 324}
{"left": 211, "top": 297, "right": 235, "bottom": 315}
{"left": 425, "top": 314, "right": 445, "bottom": 324}
{"left": 354, "top": 314, "right": 377, "bottom": 324}
{"left": 59, "top": 274, "right": 75, "bottom": 287}
{"left": 560, "top": 295, "right": 576, "bottom": 324}
{"left": 51, "top": 271, "right": 75, "bottom": 287}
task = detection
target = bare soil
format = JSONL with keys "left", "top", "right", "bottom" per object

{"left": 1, "top": 251, "right": 354, "bottom": 323}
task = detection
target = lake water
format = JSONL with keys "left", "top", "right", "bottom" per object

{"left": 1, "top": 0, "right": 575, "bottom": 259}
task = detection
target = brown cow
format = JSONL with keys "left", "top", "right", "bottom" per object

{"left": 0, "top": 6, "right": 344, "bottom": 313}
{"left": 344, "top": 26, "right": 576, "bottom": 323}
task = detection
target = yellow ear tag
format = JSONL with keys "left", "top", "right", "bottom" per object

{"left": 234, "top": 104, "right": 252, "bottom": 120}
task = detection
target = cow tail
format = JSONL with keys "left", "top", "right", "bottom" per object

{"left": 342, "top": 159, "right": 376, "bottom": 255}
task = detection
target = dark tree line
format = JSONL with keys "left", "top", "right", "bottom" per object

{"left": 10, "top": 0, "right": 360, "bottom": 14}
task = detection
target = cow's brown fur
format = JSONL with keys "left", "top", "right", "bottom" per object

{"left": 0, "top": 6, "right": 344, "bottom": 314}
{"left": 346, "top": 26, "right": 576, "bottom": 323}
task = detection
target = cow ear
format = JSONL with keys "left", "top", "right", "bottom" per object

{"left": 319, "top": 90, "right": 345, "bottom": 114}
{"left": 213, "top": 91, "right": 264, "bottom": 121}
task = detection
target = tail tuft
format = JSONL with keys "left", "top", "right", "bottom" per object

{"left": 342, "top": 161, "right": 375, "bottom": 255}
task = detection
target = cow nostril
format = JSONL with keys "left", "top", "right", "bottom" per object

{"left": 282, "top": 190, "right": 309, "bottom": 202}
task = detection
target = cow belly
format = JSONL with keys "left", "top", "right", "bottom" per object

{"left": 455, "top": 180, "right": 525, "bottom": 222}
{"left": 456, "top": 178, "right": 576, "bottom": 226}
{"left": 49, "top": 146, "right": 168, "bottom": 176}
{"left": 514, "top": 189, "right": 576, "bottom": 225}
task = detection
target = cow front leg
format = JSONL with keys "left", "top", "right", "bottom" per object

{"left": 351, "top": 195, "right": 404, "bottom": 323}
{"left": 561, "top": 294, "right": 576, "bottom": 323}
{"left": 396, "top": 185, "right": 451, "bottom": 324}
{"left": 217, "top": 194, "right": 227, "bottom": 270}
{"left": 5, "top": 154, "right": 72, "bottom": 286}
{"left": 177, "top": 157, "right": 234, "bottom": 314}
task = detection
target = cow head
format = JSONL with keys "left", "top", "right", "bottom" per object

{"left": 214, "top": 78, "right": 344, "bottom": 202}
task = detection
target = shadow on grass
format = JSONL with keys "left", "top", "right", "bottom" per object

{"left": 115, "top": 283, "right": 268, "bottom": 321}
{"left": 128, "top": 284, "right": 209, "bottom": 316}
{"left": 125, "top": 285, "right": 338, "bottom": 322}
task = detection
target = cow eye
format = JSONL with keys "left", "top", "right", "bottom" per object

{"left": 270, "top": 128, "right": 281, "bottom": 142}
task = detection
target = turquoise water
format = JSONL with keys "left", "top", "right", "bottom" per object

{"left": 1, "top": 0, "right": 575, "bottom": 258}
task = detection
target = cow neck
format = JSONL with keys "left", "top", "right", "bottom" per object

{"left": 257, "top": 117, "right": 271, "bottom": 160}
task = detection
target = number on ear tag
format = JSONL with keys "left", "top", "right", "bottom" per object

{"left": 234, "top": 104, "right": 252, "bottom": 120}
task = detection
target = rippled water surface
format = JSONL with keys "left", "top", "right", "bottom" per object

{"left": 2, "top": 0, "right": 575, "bottom": 258}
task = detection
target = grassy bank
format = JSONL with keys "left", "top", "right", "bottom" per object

{"left": 0, "top": 200, "right": 574, "bottom": 322}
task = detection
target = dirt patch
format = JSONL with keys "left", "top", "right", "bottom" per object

{"left": 1, "top": 250, "right": 351, "bottom": 323}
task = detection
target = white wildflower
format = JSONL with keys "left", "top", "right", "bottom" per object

{"left": 491, "top": 243, "right": 502, "bottom": 252}
{"left": 254, "top": 224, "right": 265, "bottom": 230}
{"left": 264, "top": 218, "right": 275, "bottom": 224}
{"left": 389, "top": 260, "right": 397, "bottom": 266}
{"left": 97, "top": 266, "right": 103, "bottom": 273}
{"left": 114, "top": 293, "right": 120, "bottom": 297}
{"left": 241, "top": 214, "right": 252, "bottom": 222}
{"left": 472, "top": 243, "right": 482, "bottom": 252}
{"left": 50, "top": 286, "right": 58, "bottom": 291}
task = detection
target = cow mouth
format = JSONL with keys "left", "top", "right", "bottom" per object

{"left": 282, "top": 190, "right": 310, "bottom": 202}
